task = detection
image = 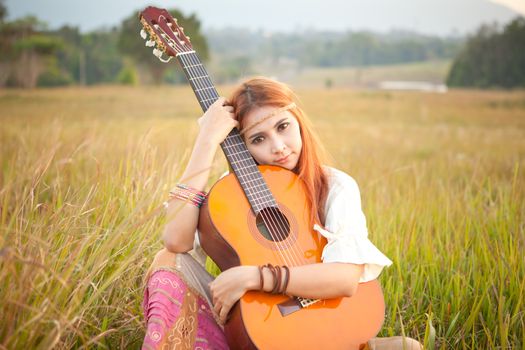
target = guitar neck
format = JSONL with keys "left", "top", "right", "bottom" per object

{"left": 176, "top": 51, "right": 277, "bottom": 213}
{"left": 176, "top": 51, "right": 220, "bottom": 111}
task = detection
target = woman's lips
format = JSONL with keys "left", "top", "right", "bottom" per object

{"left": 275, "top": 154, "right": 290, "bottom": 163}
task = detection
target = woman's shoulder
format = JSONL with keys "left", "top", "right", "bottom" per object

{"left": 322, "top": 165, "right": 360, "bottom": 193}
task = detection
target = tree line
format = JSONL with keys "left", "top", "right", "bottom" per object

{"left": 1, "top": 0, "right": 523, "bottom": 89}
{"left": 446, "top": 16, "right": 525, "bottom": 88}
{"left": 208, "top": 29, "right": 462, "bottom": 67}
{"left": 0, "top": 3, "right": 208, "bottom": 88}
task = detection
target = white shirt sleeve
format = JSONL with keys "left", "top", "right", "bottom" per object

{"left": 314, "top": 169, "right": 393, "bottom": 282}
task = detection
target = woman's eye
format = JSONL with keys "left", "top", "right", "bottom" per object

{"left": 278, "top": 122, "right": 289, "bottom": 131}
{"left": 251, "top": 136, "right": 264, "bottom": 144}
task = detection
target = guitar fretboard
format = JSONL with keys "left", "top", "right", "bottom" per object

{"left": 176, "top": 51, "right": 277, "bottom": 213}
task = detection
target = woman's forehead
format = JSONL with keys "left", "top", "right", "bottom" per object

{"left": 242, "top": 106, "right": 295, "bottom": 136}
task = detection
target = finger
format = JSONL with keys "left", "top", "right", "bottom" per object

{"left": 214, "top": 97, "right": 226, "bottom": 106}
{"left": 213, "top": 302, "right": 221, "bottom": 314}
{"left": 220, "top": 305, "right": 229, "bottom": 324}
{"left": 223, "top": 105, "right": 234, "bottom": 113}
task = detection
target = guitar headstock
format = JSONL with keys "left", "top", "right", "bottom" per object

{"left": 139, "top": 6, "right": 193, "bottom": 62}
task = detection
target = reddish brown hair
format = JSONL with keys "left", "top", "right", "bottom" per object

{"left": 228, "top": 77, "right": 330, "bottom": 226}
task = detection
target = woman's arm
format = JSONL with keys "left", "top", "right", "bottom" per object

{"left": 162, "top": 136, "right": 217, "bottom": 252}
{"left": 162, "top": 97, "right": 238, "bottom": 253}
{"left": 269, "top": 262, "right": 364, "bottom": 298}
{"left": 210, "top": 262, "right": 364, "bottom": 323}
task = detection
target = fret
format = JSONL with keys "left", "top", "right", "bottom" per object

{"left": 231, "top": 160, "right": 256, "bottom": 168}
{"left": 246, "top": 189, "right": 274, "bottom": 200}
{"left": 246, "top": 185, "right": 271, "bottom": 196}
{"left": 188, "top": 58, "right": 209, "bottom": 77}
{"left": 189, "top": 75, "right": 211, "bottom": 81}
{"left": 223, "top": 141, "right": 247, "bottom": 149}
{"left": 199, "top": 97, "right": 218, "bottom": 104}
{"left": 247, "top": 192, "right": 275, "bottom": 203}
{"left": 229, "top": 158, "right": 255, "bottom": 165}
{"left": 181, "top": 63, "right": 203, "bottom": 69}
{"left": 224, "top": 150, "right": 251, "bottom": 158}
{"left": 243, "top": 182, "right": 270, "bottom": 192}
{"left": 236, "top": 170, "right": 261, "bottom": 179}
{"left": 195, "top": 86, "right": 217, "bottom": 93}
{"left": 225, "top": 151, "right": 252, "bottom": 160}
{"left": 175, "top": 51, "right": 196, "bottom": 56}
{"left": 251, "top": 201, "right": 275, "bottom": 211}
{"left": 237, "top": 176, "right": 265, "bottom": 185}
{"left": 252, "top": 200, "right": 276, "bottom": 211}
{"left": 233, "top": 171, "right": 262, "bottom": 183}
{"left": 247, "top": 194, "right": 267, "bottom": 205}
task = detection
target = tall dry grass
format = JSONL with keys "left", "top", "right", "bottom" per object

{"left": 0, "top": 85, "right": 524, "bottom": 349}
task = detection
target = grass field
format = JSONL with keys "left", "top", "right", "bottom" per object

{"left": 0, "top": 85, "right": 524, "bottom": 349}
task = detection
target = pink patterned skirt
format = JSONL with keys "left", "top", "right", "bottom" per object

{"left": 141, "top": 254, "right": 228, "bottom": 350}
{"left": 141, "top": 254, "right": 422, "bottom": 350}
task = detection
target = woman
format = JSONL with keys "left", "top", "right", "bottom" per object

{"left": 141, "top": 77, "right": 422, "bottom": 350}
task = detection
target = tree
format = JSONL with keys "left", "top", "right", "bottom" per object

{"left": 447, "top": 17, "right": 525, "bottom": 88}
{"left": 0, "top": 16, "right": 63, "bottom": 88}
{"left": 0, "top": 0, "right": 6, "bottom": 23}
{"left": 118, "top": 8, "right": 209, "bottom": 84}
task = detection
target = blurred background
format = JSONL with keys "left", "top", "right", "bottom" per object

{"left": 2, "top": 0, "right": 524, "bottom": 89}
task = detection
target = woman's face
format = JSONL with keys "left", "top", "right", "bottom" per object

{"left": 241, "top": 105, "right": 303, "bottom": 171}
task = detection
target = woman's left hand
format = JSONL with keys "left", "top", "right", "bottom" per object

{"left": 209, "top": 265, "right": 258, "bottom": 324}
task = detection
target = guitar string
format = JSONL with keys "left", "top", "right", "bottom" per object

{"left": 176, "top": 55, "right": 288, "bottom": 252}
{"left": 181, "top": 52, "right": 308, "bottom": 267}
{"left": 151, "top": 18, "right": 216, "bottom": 105}
{"left": 151, "top": 24, "right": 305, "bottom": 266}
{"left": 151, "top": 17, "right": 320, "bottom": 307}
{"left": 179, "top": 51, "right": 307, "bottom": 268}
{"left": 221, "top": 136, "right": 297, "bottom": 268}
{"left": 181, "top": 55, "right": 296, "bottom": 263}
{"left": 220, "top": 135, "right": 306, "bottom": 268}
{"left": 178, "top": 48, "right": 304, "bottom": 268}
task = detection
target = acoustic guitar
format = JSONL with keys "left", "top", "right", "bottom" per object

{"left": 139, "top": 7, "right": 385, "bottom": 349}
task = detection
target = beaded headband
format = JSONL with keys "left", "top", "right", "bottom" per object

{"left": 239, "top": 102, "right": 297, "bottom": 136}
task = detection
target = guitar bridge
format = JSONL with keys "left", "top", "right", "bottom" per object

{"left": 277, "top": 297, "right": 320, "bottom": 317}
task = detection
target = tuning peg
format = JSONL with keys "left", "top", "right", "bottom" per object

{"left": 145, "top": 40, "right": 155, "bottom": 47}
{"left": 140, "top": 29, "right": 147, "bottom": 39}
{"left": 152, "top": 48, "right": 162, "bottom": 58}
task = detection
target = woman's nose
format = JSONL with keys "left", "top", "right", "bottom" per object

{"left": 271, "top": 140, "right": 286, "bottom": 154}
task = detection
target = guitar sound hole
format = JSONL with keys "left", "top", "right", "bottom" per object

{"left": 255, "top": 207, "right": 290, "bottom": 242}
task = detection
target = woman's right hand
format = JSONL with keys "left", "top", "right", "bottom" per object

{"left": 197, "top": 97, "right": 238, "bottom": 146}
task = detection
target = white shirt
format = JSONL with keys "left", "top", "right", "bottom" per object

{"left": 194, "top": 166, "right": 393, "bottom": 282}
{"left": 314, "top": 166, "right": 393, "bottom": 282}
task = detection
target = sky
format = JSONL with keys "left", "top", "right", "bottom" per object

{"left": 5, "top": 0, "right": 523, "bottom": 36}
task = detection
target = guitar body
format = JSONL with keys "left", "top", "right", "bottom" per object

{"left": 199, "top": 165, "right": 385, "bottom": 349}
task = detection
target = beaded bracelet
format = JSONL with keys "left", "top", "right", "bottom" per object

{"left": 164, "top": 183, "right": 208, "bottom": 209}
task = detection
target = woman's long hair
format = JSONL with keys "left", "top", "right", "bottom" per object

{"left": 228, "top": 77, "right": 330, "bottom": 226}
